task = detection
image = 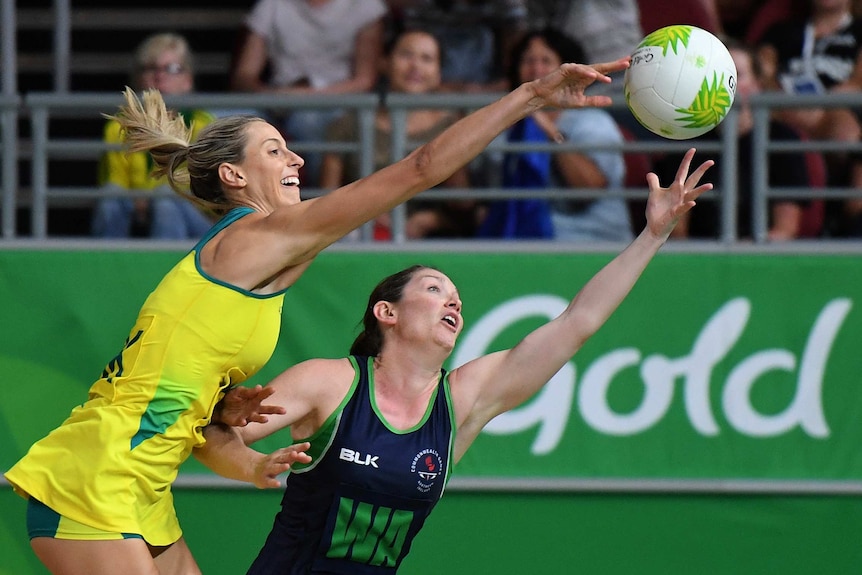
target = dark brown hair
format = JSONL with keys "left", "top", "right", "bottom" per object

{"left": 507, "top": 27, "right": 587, "bottom": 90}
{"left": 350, "top": 264, "right": 440, "bottom": 356}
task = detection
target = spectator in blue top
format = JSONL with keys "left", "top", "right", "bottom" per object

{"left": 477, "top": 28, "right": 633, "bottom": 241}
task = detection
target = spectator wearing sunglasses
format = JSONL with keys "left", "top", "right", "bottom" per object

{"left": 92, "top": 33, "right": 216, "bottom": 240}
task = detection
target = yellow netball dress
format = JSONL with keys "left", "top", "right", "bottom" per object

{"left": 5, "top": 207, "right": 284, "bottom": 545}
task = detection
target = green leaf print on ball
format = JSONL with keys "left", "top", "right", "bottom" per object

{"left": 675, "top": 72, "right": 733, "bottom": 130}
{"left": 638, "top": 25, "right": 693, "bottom": 57}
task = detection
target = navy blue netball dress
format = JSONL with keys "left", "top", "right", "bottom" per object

{"left": 247, "top": 355, "right": 455, "bottom": 575}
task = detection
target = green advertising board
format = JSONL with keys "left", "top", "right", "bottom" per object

{"left": 2, "top": 249, "right": 862, "bottom": 484}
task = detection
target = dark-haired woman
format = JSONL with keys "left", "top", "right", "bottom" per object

{"left": 196, "top": 148, "right": 714, "bottom": 574}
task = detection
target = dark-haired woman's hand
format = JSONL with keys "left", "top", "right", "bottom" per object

{"left": 644, "top": 148, "right": 714, "bottom": 240}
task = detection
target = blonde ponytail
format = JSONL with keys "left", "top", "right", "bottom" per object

{"left": 105, "top": 86, "right": 265, "bottom": 214}
{"left": 105, "top": 87, "right": 193, "bottom": 196}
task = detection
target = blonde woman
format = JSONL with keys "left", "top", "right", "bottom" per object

{"left": 6, "top": 56, "right": 630, "bottom": 575}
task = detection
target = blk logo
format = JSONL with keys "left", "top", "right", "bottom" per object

{"left": 339, "top": 448, "right": 380, "bottom": 468}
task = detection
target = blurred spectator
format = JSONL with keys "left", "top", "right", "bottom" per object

{"left": 230, "top": 0, "right": 388, "bottom": 184}
{"left": 529, "top": 1, "right": 722, "bottom": 79}
{"left": 385, "top": 0, "right": 528, "bottom": 93}
{"left": 757, "top": 0, "right": 862, "bottom": 143}
{"left": 476, "top": 28, "right": 633, "bottom": 242}
{"left": 638, "top": 0, "right": 724, "bottom": 37}
{"left": 319, "top": 28, "right": 478, "bottom": 240}
{"left": 757, "top": 0, "right": 862, "bottom": 235}
{"left": 93, "top": 33, "right": 215, "bottom": 240}
{"left": 535, "top": 0, "right": 643, "bottom": 93}
{"left": 717, "top": 0, "right": 807, "bottom": 45}
{"left": 548, "top": 0, "right": 645, "bottom": 138}
{"left": 653, "top": 39, "right": 815, "bottom": 241}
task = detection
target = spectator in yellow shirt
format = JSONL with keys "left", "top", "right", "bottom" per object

{"left": 93, "top": 33, "right": 215, "bottom": 239}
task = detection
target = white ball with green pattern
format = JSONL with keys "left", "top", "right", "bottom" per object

{"left": 624, "top": 25, "right": 737, "bottom": 140}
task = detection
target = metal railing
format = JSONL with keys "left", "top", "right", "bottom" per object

{"left": 1, "top": 93, "right": 20, "bottom": 240}
{"left": 7, "top": 91, "right": 716, "bottom": 241}
{"left": 21, "top": 92, "right": 379, "bottom": 239}
{"left": 5, "top": 90, "right": 862, "bottom": 242}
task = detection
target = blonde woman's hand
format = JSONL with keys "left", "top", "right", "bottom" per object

{"left": 645, "top": 148, "right": 714, "bottom": 240}
{"left": 252, "top": 442, "right": 312, "bottom": 489}
{"left": 215, "top": 384, "right": 287, "bottom": 427}
{"left": 527, "top": 57, "right": 631, "bottom": 111}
